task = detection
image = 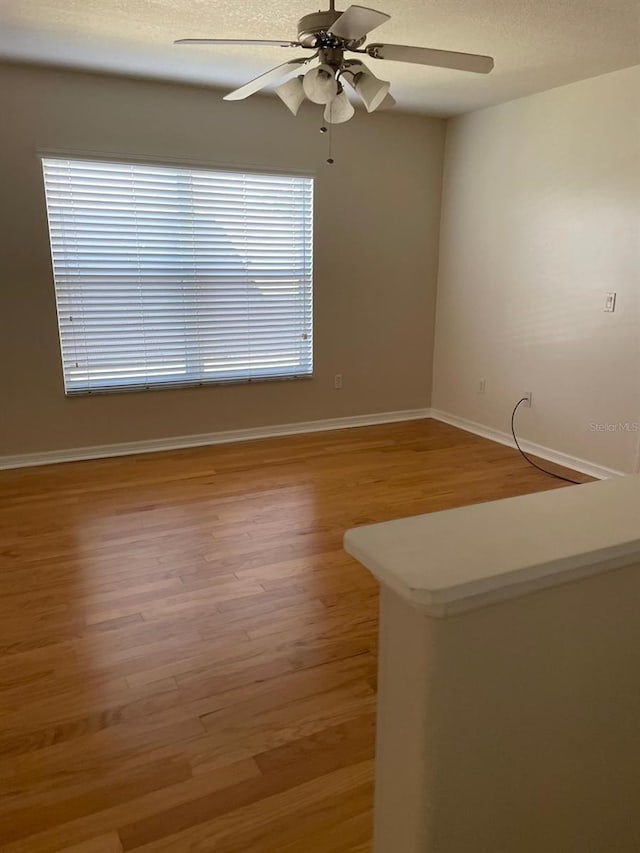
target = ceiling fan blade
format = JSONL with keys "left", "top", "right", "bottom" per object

{"left": 328, "top": 5, "right": 390, "bottom": 41}
{"left": 366, "top": 43, "right": 494, "bottom": 74}
{"left": 223, "top": 57, "right": 312, "bottom": 101}
{"left": 174, "top": 38, "right": 304, "bottom": 48}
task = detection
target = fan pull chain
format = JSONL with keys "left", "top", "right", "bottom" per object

{"left": 320, "top": 117, "right": 334, "bottom": 165}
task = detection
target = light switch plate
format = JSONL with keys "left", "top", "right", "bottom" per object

{"left": 604, "top": 292, "right": 617, "bottom": 312}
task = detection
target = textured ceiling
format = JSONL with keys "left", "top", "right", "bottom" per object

{"left": 1, "top": 1, "right": 639, "bottom": 115}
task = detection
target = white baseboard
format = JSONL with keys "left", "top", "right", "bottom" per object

{"left": 3, "top": 407, "right": 621, "bottom": 478}
{"left": 0, "top": 408, "right": 433, "bottom": 470}
{"left": 430, "top": 409, "right": 624, "bottom": 480}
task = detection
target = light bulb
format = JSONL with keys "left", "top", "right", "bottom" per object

{"left": 303, "top": 64, "right": 338, "bottom": 105}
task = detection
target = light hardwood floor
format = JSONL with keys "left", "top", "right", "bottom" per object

{"left": 0, "top": 420, "right": 588, "bottom": 852}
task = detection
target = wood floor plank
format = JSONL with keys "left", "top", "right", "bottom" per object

{"left": 0, "top": 420, "right": 587, "bottom": 850}
{"left": 275, "top": 805, "right": 373, "bottom": 853}
{"left": 0, "top": 756, "right": 192, "bottom": 845}
{"left": 0, "top": 760, "right": 260, "bottom": 853}
{"left": 57, "top": 833, "right": 124, "bottom": 853}
{"left": 120, "top": 759, "right": 374, "bottom": 852}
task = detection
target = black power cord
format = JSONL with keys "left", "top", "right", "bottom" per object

{"left": 511, "top": 398, "right": 581, "bottom": 485}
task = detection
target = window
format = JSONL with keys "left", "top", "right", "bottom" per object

{"left": 42, "top": 157, "right": 313, "bottom": 394}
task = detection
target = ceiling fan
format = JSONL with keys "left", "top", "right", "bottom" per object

{"left": 175, "top": 2, "right": 494, "bottom": 124}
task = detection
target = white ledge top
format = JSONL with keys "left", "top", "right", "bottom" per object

{"left": 344, "top": 475, "right": 640, "bottom": 617}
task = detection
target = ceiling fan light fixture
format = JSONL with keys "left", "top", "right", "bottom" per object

{"left": 378, "top": 92, "right": 397, "bottom": 110}
{"left": 275, "top": 75, "right": 306, "bottom": 115}
{"left": 324, "top": 89, "right": 355, "bottom": 124}
{"left": 354, "top": 69, "right": 390, "bottom": 112}
{"left": 303, "top": 63, "right": 339, "bottom": 104}
{"left": 177, "top": 3, "right": 495, "bottom": 116}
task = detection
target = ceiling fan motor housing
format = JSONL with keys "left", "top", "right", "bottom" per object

{"left": 297, "top": 10, "right": 365, "bottom": 49}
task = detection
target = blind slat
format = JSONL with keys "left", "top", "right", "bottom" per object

{"left": 42, "top": 157, "right": 314, "bottom": 394}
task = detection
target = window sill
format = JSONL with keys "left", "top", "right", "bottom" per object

{"left": 64, "top": 372, "right": 314, "bottom": 397}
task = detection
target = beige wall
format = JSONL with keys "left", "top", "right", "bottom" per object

{"left": 0, "top": 63, "right": 445, "bottom": 456}
{"left": 375, "top": 561, "right": 640, "bottom": 852}
{"left": 432, "top": 66, "right": 640, "bottom": 474}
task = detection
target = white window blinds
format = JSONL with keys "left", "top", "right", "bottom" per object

{"left": 42, "top": 157, "right": 313, "bottom": 394}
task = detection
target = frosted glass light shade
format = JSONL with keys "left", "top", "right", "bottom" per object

{"left": 378, "top": 92, "right": 397, "bottom": 110}
{"left": 355, "top": 71, "right": 390, "bottom": 112}
{"left": 324, "top": 90, "right": 355, "bottom": 124}
{"left": 275, "top": 76, "right": 306, "bottom": 115}
{"left": 303, "top": 64, "right": 338, "bottom": 105}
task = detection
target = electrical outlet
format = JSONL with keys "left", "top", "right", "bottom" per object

{"left": 604, "top": 292, "right": 617, "bottom": 312}
{"left": 334, "top": 374, "right": 343, "bottom": 390}
{"left": 522, "top": 391, "right": 532, "bottom": 408}
{"left": 478, "top": 378, "right": 486, "bottom": 394}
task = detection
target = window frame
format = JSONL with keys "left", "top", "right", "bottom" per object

{"left": 40, "top": 152, "right": 315, "bottom": 396}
